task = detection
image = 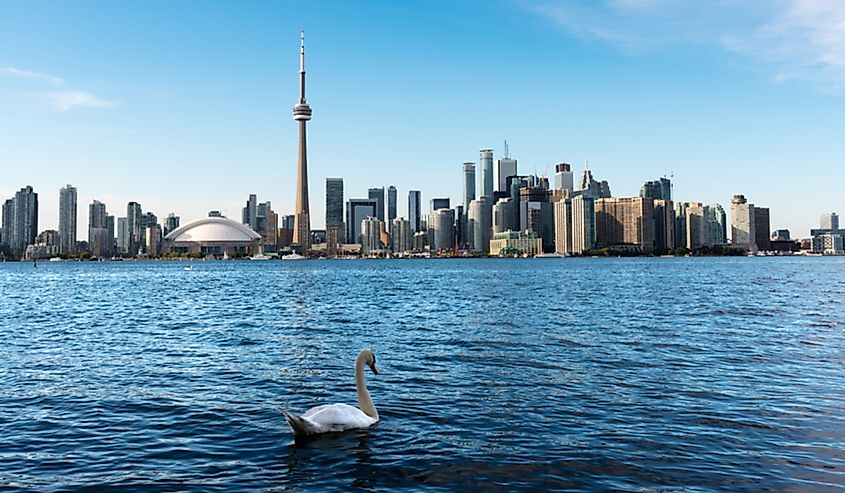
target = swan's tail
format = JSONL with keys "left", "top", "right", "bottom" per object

{"left": 283, "top": 411, "right": 312, "bottom": 436}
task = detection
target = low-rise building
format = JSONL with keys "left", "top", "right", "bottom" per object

{"left": 489, "top": 230, "right": 542, "bottom": 257}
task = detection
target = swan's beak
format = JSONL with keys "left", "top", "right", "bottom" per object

{"left": 369, "top": 363, "right": 379, "bottom": 376}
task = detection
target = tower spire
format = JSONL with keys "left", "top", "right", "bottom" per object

{"left": 293, "top": 30, "right": 313, "bottom": 253}
{"left": 299, "top": 30, "right": 307, "bottom": 104}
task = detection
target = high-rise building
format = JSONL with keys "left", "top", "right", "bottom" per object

{"left": 58, "top": 184, "right": 77, "bottom": 254}
{"left": 326, "top": 178, "right": 345, "bottom": 243}
{"left": 463, "top": 162, "right": 476, "bottom": 209}
{"left": 519, "top": 187, "right": 555, "bottom": 252}
{"left": 595, "top": 197, "right": 654, "bottom": 253}
{"left": 653, "top": 199, "right": 675, "bottom": 253}
{"left": 430, "top": 208, "right": 455, "bottom": 252}
{"left": 164, "top": 213, "right": 180, "bottom": 236}
{"left": 553, "top": 198, "right": 573, "bottom": 255}
{"left": 480, "top": 149, "right": 494, "bottom": 199}
{"left": 430, "top": 198, "right": 450, "bottom": 212}
{"left": 493, "top": 197, "right": 516, "bottom": 234}
{"left": 360, "top": 216, "right": 384, "bottom": 255}
{"left": 497, "top": 157, "right": 518, "bottom": 194}
{"left": 127, "top": 202, "right": 142, "bottom": 256}
{"left": 292, "top": 31, "right": 313, "bottom": 252}
{"left": 820, "top": 212, "right": 839, "bottom": 231}
{"left": 12, "top": 186, "right": 39, "bottom": 256}
{"left": 754, "top": 207, "right": 771, "bottom": 252}
{"left": 390, "top": 217, "right": 412, "bottom": 254}
{"left": 468, "top": 196, "right": 493, "bottom": 253}
{"left": 346, "top": 199, "right": 377, "bottom": 245}
{"left": 685, "top": 202, "right": 706, "bottom": 250}
{"left": 408, "top": 190, "right": 422, "bottom": 233}
{"left": 146, "top": 224, "right": 162, "bottom": 256}
{"left": 577, "top": 163, "right": 612, "bottom": 199}
{"left": 571, "top": 195, "right": 595, "bottom": 254}
{"left": 88, "top": 200, "right": 111, "bottom": 257}
{"left": 640, "top": 177, "right": 672, "bottom": 201}
{"left": 730, "top": 194, "right": 756, "bottom": 252}
{"left": 368, "top": 187, "right": 385, "bottom": 221}
{"left": 554, "top": 163, "right": 574, "bottom": 193}
{"left": 704, "top": 204, "right": 727, "bottom": 246}
{"left": 1, "top": 198, "right": 14, "bottom": 254}
{"left": 387, "top": 185, "right": 397, "bottom": 222}
{"left": 117, "top": 217, "right": 129, "bottom": 254}
{"left": 242, "top": 194, "right": 258, "bottom": 230}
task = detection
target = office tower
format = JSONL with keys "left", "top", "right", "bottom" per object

{"left": 117, "top": 217, "right": 129, "bottom": 254}
{"left": 146, "top": 224, "right": 162, "bottom": 256}
{"left": 408, "top": 190, "right": 422, "bottom": 233}
{"left": 7, "top": 186, "right": 39, "bottom": 256}
{"left": 368, "top": 187, "right": 385, "bottom": 221}
{"left": 106, "top": 215, "right": 115, "bottom": 255}
{"left": 455, "top": 204, "right": 465, "bottom": 249}
{"left": 640, "top": 177, "right": 672, "bottom": 201}
{"left": 326, "top": 178, "right": 345, "bottom": 243}
{"left": 820, "top": 212, "right": 839, "bottom": 231}
{"left": 730, "top": 194, "right": 756, "bottom": 252}
{"left": 430, "top": 198, "right": 450, "bottom": 212}
{"left": 58, "top": 184, "right": 77, "bottom": 254}
{"left": 387, "top": 186, "right": 397, "bottom": 222}
{"left": 279, "top": 214, "right": 295, "bottom": 248}
{"left": 492, "top": 197, "right": 515, "bottom": 234}
{"left": 704, "top": 204, "right": 727, "bottom": 246}
{"left": 242, "top": 194, "right": 258, "bottom": 230}
{"left": 164, "top": 213, "right": 180, "bottom": 236}
{"left": 430, "top": 208, "right": 455, "bottom": 252}
{"left": 479, "top": 149, "right": 494, "bottom": 199}
{"left": 390, "top": 217, "right": 412, "bottom": 254}
{"left": 468, "top": 196, "right": 492, "bottom": 253}
{"left": 554, "top": 163, "right": 574, "bottom": 193}
{"left": 674, "top": 202, "right": 689, "bottom": 249}
{"left": 140, "top": 211, "right": 157, "bottom": 253}
{"left": 578, "top": 162, "right": 612, "bottom": 199}
{"left": 685, "top": 202, "right": 706, "bottom": 250}
{"left": 360, "top": 217, "right": 383, "bottom": 255}
{"left": 127, "top": 202, "right": 142, "bottom": 256}
{"left": 519, "top": 187, "right": 554, "bottom": 252}
{"left": 754, "top": 207, "right": 771, "bottom": 251}
{"left": 292, "top": 31, "right": 313, "bottom": 252}
{"left": 554, "top": 198, "right": 573, "bottom": 254}
{"left": 88, "top": 200, "right": 110, "bottom": 257}
{"left": 571, "top": 195, "right": 595, "bottom": 254}
{"left": 1, "top": 198, "right": 13, "bottom": 253}
{"left": 497, "top": 159, "right": 518, "bottom": 194}
{"left": 461, "top": 162, "right": 476, "bottom": 209}
{"left": 594, "top": 197, "right": 655, "bottom": 253}
{"left": 346, "top": 198, "right": 378, "bottom": 245}
{"left": 653, "top": 199, "right": 675, "bottom": 253}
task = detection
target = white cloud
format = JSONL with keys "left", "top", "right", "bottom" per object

{"left": 46, "top": 91, "right": 119, "bottom": 111}
{"left": 2, "top": 66, "right": 64, "bottom": 85}
{"left": 519, "top": 0, "right": 845, "bottom": 91}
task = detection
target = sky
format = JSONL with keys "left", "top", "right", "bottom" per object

{"left": 1, "top": 0, "right": 844, "bottom": 238}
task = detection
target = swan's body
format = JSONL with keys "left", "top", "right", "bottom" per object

{"left": 284, "top": 349, "right": 379, "bottom": 436}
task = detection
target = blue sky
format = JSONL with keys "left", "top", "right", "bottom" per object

{"left": 1, "top": 0, "right": 843, "bottom": 237}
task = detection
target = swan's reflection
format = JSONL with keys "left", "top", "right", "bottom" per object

{"left": 283, "top": 428, "right": 376, "bottom": 489}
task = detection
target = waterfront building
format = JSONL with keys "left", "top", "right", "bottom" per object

{"left": 292, "top": 31, "right": 313, "bottom": 252}
{"left": 88, "top": 200, "right": 111, "bottom": 257}
{"left": 164, "top": 216, "right": 261, "bottom": 256}
{"left": 164, "top": 213, "right": 180, "bottom": 236}
{"left": 1, "top": 187, "right": 39, "bottom": 257}
{"left": 571, "top": 195, "right": 595, "bottom": 254}
{"left": 519, "top": 186, "right": 554, "bottom": 252}
{"left": 325, "top": 178, "right": 345, "bottom": 243}
{"left": 408, "top": 190, "right": 422, "bottom": 233}
{"left": 595, "top": 197, "right": 654, "bottom": 253}
{"left": 812, "top": 233, "right": 844, "bottom": 255}
{"left": 772, "top": 229, "right": 791, "bottom": 241}
{"left": 430, "top": 208, "right": 456, "bottom": 252}
{"left": 705, "top": 204, "right": 727, "bottom": 246}
{"left": 489, "top": 230, "right": 542, "bottom": 257}
{"left": 553, "top": 198, "right": 573, "bottom": 255}
{"left": 368, "top": 187, "right": 385, "bottom": 221}
{"left": 820, "top": 212, "right": 839, "bottom": 231}
{"left": 685, "top": 202, "right": 706, "bottom": 250}
{"left": 754, "top": 207, "right": 771, "bottom": 251}
{"left": 387, "top": 186, "right": 397, "bottom": 222}
{"left": 468, "top": 196, "right": 493, "bottom": 253}
{"left": 146, "top": 224, "right": 162, "bottom": 256}
{"left": 653, "top": 199, "right": 675, "bottom": 253}
{"left": 480, "top": 149, "right": 494, "bottom": 198}
{"left": 140, "top": 211, "right": 157, "bottom": 253}
{"left": 463, "top": 162, "right": 476, "bottom": 209}
{"left": 390, "top": 217, "right": 412, "bottom": 254}
{"left": 127, "top": 202, "right": 142, "bottom": 256}
{"left": 25, "top": 229, "right": 60, "bottom": 259}
{"left": 360, "top": 217, "right": 385, "bottom": 255}
{"left": 242, "top": 194, "right": 258, "bottom": 231}
{"left": 279, "top": 213, "right": 295, "bottom": 248}
{"left": 554, "top": 163, "right": 573, "bottom": 193}
{"left": 412, "top": 231, "right": 427, "bottom": 251}
{"left": 674, "top": 202, "right": 688, "bottom": 249}
{"left": 58, "top": 184, "right": 77, "bottom": 254}
{"left": 0, "top": 198, "right": 13, "bottom": 254}
{"left": 346, "top": 198, "right": 378, "bottom": 245}
{"left": 730, "top": 194, "right": 756, "bottom": 252}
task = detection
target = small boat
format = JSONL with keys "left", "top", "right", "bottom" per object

{"left": 49, "top": 257, "right": 63, "bottom": 262}
{"left": 281, "top": 253, "right": 306, "bottom": 261}
{"left": 249, "top": 253, "right": 271, "bottom": 261}
{"left": 534, "top": 253, "right": 564, "bottom": 258}
{"left": 222, "top": 251, "right": 230, "bottom": 260}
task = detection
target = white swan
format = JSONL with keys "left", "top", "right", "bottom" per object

{"left": 283, "top": 348, "right": 380, "bottom": 436}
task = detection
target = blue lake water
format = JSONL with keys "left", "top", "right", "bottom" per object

{"left": 1, "top": 257, "right": 844, "bottom": 491}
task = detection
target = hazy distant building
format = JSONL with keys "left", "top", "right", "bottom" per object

{"left": 463, "top": 162, "right": 476, "bottom": 209}
{"left": 1, "top": 186, "right": 38, "bottom": 257}
{"left": 430, "top": 208, "right": 455, "bottom": 252}
{"left": 730, "top": 194, "right": 756, "bottom": 252}
{"left": 346, "top": 198, "right": 377, "bottom": 245}
{"left": 554, "top": 163, "right": 573, "bottom": 193}
{"left": 368, "top": 187, "right": 385, "bottom": 221}
{"left": 497, "top": 153, "right": 517, "bottom": 193}
{"left": 117, "top": 217, "right": 128, "bottom": 254}
{"left": 595, "top": 196, "right": 654, "bottom": 253}
{"left": 325, "top": 178, "right": 344, "bottom": 243}
{"left": 468, "top": 196, "right": 493, "bottom": 253}
{"left": 820, "top": 212, "right": 839, "bottom": 231}
{"left": 242, "top": 194, "right": 258, "bottom": 231}
{"left": 146, "top": 224, "right": 162, "bottom": 256}
{"left": 387, "top": 185, "right": 397, "bottom": 222}
{"left": 0, "top": 198, "right": 13, "bottom": 254}
{"left": 480, "top": 149, "right": 494, "bottom": 198}
{"left": 127, "top": 202, "right": 142, "bottom": 256}
{"left": 390, "top": 217, "right": 412, "bottom": 254}
{"left": 640, "top": 177, "right": 672, "bottom": 201}
{"left": 164, "top": 213, "right": 180, "bottom": 236}
{"left": 88, "top": 200, "right": 111, "bottom": 257}
{"left": 408, "top": 190, "right": 422, "bottom": 233}
{"left": 772, "top": 229, "right": 791, "bottom": 241}
{"left": 754, "top": 207, "right": 771, "bottom": 251}
{"left": 58, "top": 184, "right": 77, "bottom": 254}
{"left": 571, "top": 195, "right": 595, "bottom": 254}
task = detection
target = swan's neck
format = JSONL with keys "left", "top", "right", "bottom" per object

{"left": 355, "top": 355, "right": 378, "bottom": 420}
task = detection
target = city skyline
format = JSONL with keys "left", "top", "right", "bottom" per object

{"left": 2, "top": 1, "right": 844, "bottom": 236}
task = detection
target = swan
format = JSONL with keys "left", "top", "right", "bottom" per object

{"left": 283, "top": 348, "right": 380, "bottom": 436}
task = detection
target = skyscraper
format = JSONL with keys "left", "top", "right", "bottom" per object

{"left": 164, "top": 213, "right": 180, "bottom": 236}
{"left": 242, "top": 194, "right": 257, "bottom": 230}
{"left": 754, "top": 207, "right": 771, "bottom": 251}
{"left": 595, "top": 197, "right": 655, "bottom": 253}
{"left": 497, "top": 156, "right": 518, "bottom": 194}
{"left": 468, "top": 196, "right": 492, "bottom": 253}
{"left": 88, "top": 200, "right": 110, "bottom": 257}
{"left": 368, "top": 187, "right": 385, "bottom": 221}
{"left": 554, "top": 163, "right": 573, "bottom": 193}
{"left": 820, "top": 212, "right": 839, "bottom": 231}
{"left": 326, "top": 178, "right": 345, "bottom": 243}
{"left": 730, "top": 194, "right": 756, "bottom": 252}
{"left": 2, "top": 186, "right": 38, "bottom": 256}
{"left": 292, "top": 30, "right": 313, "bottom": 252}
{"left": 58, "top": 184, "right": 77, "bottom": 254}
{"left": 117, "top": 217, "right": 129, "bottom": 254}
{"left": 390, "top": 217, "right": 412, "bottom": 254}
{"left": 430, "top": 208, "right": 456, "bottom": 252}
{"left": 127, "top": 202, "right": 142, "bottom": 256}
{"left": 387, "top": 186, "right": 397, "bottom": 222}
{"left": 480, "top": 149, "right": 494, "bottom": 198}
{"left": 346, "top": 198, "right": 377, "bottom": 245}
{"left": 571, "top": 195, "right": 595, "bottom": 254}
{"left": 430, "top": 198, "right": 450, "bottom": 212}
{"left": 408, "top": 190, "right": 422, "bottom": 233}
{"left": 463, "top": 162, "right": 476, "bottom": 209}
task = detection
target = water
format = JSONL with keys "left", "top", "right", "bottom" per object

{"left": 1, "top": 258, "right": 844, "bottom": 492}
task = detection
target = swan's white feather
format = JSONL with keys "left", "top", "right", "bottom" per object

{"left": 288, "top": 403, "right": 377, "bottom": 435}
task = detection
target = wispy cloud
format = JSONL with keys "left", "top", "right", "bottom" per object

{"left": 2, "top": 66, "right": 64, "bottom": 85}
{"left": 519, "top": 0, "right": 845, "bottom": 91}
{"left": 46, "top": 91, "right": 119, "bottom": 111}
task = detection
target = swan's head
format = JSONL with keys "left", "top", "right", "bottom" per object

{"left": 362, "top": 348, "right": 379, "bottom": 376}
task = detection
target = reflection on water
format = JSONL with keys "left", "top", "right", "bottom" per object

{"left": 1, "top": 257, "right": 844, "bottom": 491}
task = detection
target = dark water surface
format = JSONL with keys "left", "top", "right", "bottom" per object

{"left": 1, "top": 258, "right": 844, "bottom": 491}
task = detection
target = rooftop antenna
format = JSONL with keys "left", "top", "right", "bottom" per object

{"left": 504, "top": 140, "right": 509, "bottom": 159}
{"left": 585, "top": 159, "right": 589, "bottom": 170}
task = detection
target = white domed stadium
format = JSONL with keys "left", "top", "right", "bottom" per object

{"left": 164, "top": 217, "right": 261, "bottom": 256}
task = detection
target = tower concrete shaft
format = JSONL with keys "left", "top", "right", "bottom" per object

{"left": 293, "top": 30, "right": 312, "bottom": 252}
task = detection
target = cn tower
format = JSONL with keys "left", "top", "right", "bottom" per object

{"left": 292, "top": 30, "right": 312, "bottom": 252}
